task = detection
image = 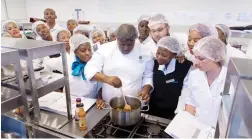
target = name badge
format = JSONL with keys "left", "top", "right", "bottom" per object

{"left": 166, "top": 79, "right": 177, "bottom": 84}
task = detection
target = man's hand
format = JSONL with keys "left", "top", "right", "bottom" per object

{"left": 96, "top": 99, "right": 106, "bottom": 110}
{"left": 104, "top": 76, "right": 122, "bottom": 88}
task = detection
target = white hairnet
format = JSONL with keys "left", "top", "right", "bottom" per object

{"left": 67, "top": 19, "right": 78, "bottom": 25}
{"left": 32, "top": 21, "right": 49, "bottom": 40}
{"left": 2, "top": 20, "right": 18, "bottom": 32}
{"left": 69, "top": 34, "right": 92, "bottom": 52}
{"left": 52, "top": 28, "right": 71, "bottom": 41}
{"left": 216, "top": 24, "right": 231, "bottom": 40}
{"left": 73, "top": 25, "right": 93, "bottom": 37}
{"left": 193, "top": 36, "right": 226, "bottom": 65}
{"left": 107, "top": 27, "right": 117, "bottom": 38}
{"left": 148, "top": 14, "right": 169, "bottom": 28}
{"left": 138, "top": 15, "right": 151, "bottom": 24}
{"left": 189, "top": 23, "right": 218, "bottom": 38}
{"left": 157, "top": 36, "right": 181, "bottom": 54}
{"left": 89, "top": 28, "right": 106, "bottom": 40}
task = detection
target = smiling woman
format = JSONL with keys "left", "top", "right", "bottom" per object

{"left": 2, "top": 20, "right": 26, "bottom": 39}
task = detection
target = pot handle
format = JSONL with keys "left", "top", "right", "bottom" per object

{"left": 101, "top": 102, "right": 111, "bottom": 110}
{"left": 140, "top": 104, "right": 149, "bottom": 112}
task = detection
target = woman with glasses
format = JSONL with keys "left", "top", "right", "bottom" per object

{"left": 84, "top": 24, "right": 154, "bottom": 108}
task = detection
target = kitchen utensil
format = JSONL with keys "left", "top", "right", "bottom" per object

{"left": 103, "top": 95, "right": 149, "bottom": 126}
{"left": 120, "top": 88, "right": 132, "bottom": 111}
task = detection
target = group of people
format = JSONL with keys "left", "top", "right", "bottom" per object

{"left": 2, "top": 8, "right": 248, "bottom": 129}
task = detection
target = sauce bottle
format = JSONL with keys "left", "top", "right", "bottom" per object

{"left": 75, "top": 98, "right": 82, "bottom": 123}
{"left": 78, "top": 103, "right": 87, "bottom": 131}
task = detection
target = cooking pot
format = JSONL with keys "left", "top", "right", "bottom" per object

{"left": 103, "top": 95, "right": 149, "bottom": 126}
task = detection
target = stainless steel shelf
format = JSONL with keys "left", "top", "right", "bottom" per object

{"left": 2, "top": 73, "right": 65, "bottom": 98}
{"left": 1, "top": 38, "right": 72, "bottom": 128}
{"left": 1, "top": 38, "right": 65, "bottom": 59}
{"left": 1, "top": 87, "right": 22, "bottom": 114}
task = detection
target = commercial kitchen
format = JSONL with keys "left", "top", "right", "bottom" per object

{"left": 1, "top": 0, "right": 252, "bottom": 138}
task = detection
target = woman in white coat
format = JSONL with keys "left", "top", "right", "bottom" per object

{"left": 215, "top": 24, "right": 245, "bottom": 66}
{"left": 67, "top": 34, "right": 98, "bottom": 98}
{"left": 84, "top": 24, "right": 154, "bottom": 105}
{"left": 32, "top": 21, "right": 52, "bottom": 41}
{"left": 2, "top": 20, "right": 27, "bottom": 39}
{"left": 184, "top": 36, "right": 227, "bottom": 128}
{"left": 44, "top": 34, "right": 98, "bottom": 98}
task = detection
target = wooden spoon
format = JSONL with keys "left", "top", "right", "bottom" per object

{"left": 120, "top": 88, "right": 132, "bottom": 111}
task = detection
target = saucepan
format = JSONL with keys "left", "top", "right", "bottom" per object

{"left": 103, "top": 95, "right": 149, "bottom": 126}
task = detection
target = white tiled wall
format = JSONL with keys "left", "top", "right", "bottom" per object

{"left": 2, "top": 0, "right": 252, "bottom": 26}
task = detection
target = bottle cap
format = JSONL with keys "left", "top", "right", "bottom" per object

{"left": 76, "top": 98, "right": 81, "bottom": 102}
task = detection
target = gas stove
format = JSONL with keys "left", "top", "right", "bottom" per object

{"left": 85, "top": 113, "right": 172, "bottom": 138}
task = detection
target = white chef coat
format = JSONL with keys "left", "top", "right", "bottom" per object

{"left": 225, "top": 43, "right": 245, "bottom": 66}
{"left": 142, "top": 37, "right": 157, "bottom": 59}
{"left": 84, "top": 40, "right": 154, "bottom": 102}
{"left": 50, "top": 23, "right": 64, "bottom": 36}
{"left": 137, "top": 36, "right": 153, "bottom": 45}
{"left": 43, "top": 54, "right": 98, "bottom": 98}
{"left": 185, "top": 67, "right": 227, "bottom": 127}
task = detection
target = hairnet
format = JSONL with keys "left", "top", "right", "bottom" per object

{"left": 148, "top": 14, "right": 169, "bottom": 28}
{"left": 2, "top": 20, "right": 18, "bottom": 32}
{"left": 189, "top": 23, "right": 218, "bottom": 38}
{"left": 107, "top": 27, "right": 117, "bottom": 38}
{"left": 67, "top": 19, "right": 78, "bottom": 25}
{"left": 193, "top": 36, "right": 226, "bottom": 65}
{"left": 32, "top": 21, "right": 49, "bottom": 40}
{"left": 215, "top": 24, "right": 231, "bottom": 40}
{"left": 69, "top": 34, "right": 92, "bottom": 52}
{"left": 157, "top": 36, "right": 181, "bottom": 54}
{"left": 138, "top": 15, "right": 151, "bottom": 24}
{"left": 115, "top": 24, "right": 138, "bottom": 40}
{"left": 89, "top": 28, "right": 106, "bottom": 40}
{"left": 52, "top": 28, "right": 71, "bottom": 41}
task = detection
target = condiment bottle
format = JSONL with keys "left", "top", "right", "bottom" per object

{"left": 78, "top": 103, "right": 87, "bottom": 131}
{"left": 75, "top": 98, "right": 82, "bottom": 123}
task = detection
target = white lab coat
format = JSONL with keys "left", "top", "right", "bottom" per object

{"left": 50, "top": 23, "right": 64, "bottom": 36}
{"left": 137, "top": 36, "right": 153, "bottom": 45}
{"left": 184, "top": 67, "right": 227, "bottom": 127}
{"left": 225, "top": 43, "right": 245, "bottom": 66}
{"left": 246, "top": 40, "right": 252, "bottom": 59}
{"left": 142, "top": 37, "right": 157, "bottom": 59}
{"left": 84, "top": 40, "right": 154, "bottom": 102}
{"left": 43, "top": 54, "right": 98, "bottom": 98}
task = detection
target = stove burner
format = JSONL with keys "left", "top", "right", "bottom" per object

{"left": 147, "top": 125, "right": 161, "bottom": 136}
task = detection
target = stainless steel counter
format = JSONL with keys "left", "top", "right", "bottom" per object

{"left": 59, "top": 106, "right": 109, "bottom": 138}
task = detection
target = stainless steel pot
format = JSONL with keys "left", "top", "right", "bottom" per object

{"left": 104, "top": 95, "right": 149, "bottom": 126}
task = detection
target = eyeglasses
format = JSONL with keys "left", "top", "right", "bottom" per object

{"left": 150, "top": 26, "right": 168, "bottom": 34}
